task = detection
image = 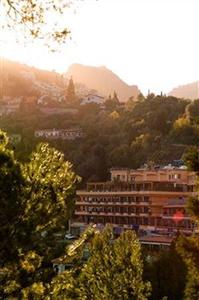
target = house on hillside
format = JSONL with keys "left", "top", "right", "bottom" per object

{"left": 0, "top": 103, "right": 20, "bottom": 116}
{"left": 37, "top": 95, "right": 49, "bottom": 105}
{"left": 34, "top": 81, "right": 63, "bottom": 99}
{"left": 81, "top": 94, "right": 104, "bottom": 105}
{"left": 7, "top": 97, "right": 22, "bottom": 105}
{"left": 1, "top": 96, "right": 22, "bottom": 105}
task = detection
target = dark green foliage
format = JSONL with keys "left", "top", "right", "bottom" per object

{"left": 177, "top": 236, "right": 199, "bottom": 300}
{"left": 0, "top": 131, "right": 80, "bottom": 298}
{"left": 187, "top": 99, "right": 199, "bottom": 120}
{"left": 144, "top": 245, "right": 187, "bottom": 300}
{"left": 105, "top": 92, "right": 120, "bottom": 111}
{"left": 183, "top": 147, "right": 199, "bottom": 174}
{"left": 0, "top": 132, "right": 25, "bottom": 264}
{"left": 177, "top": 146, "right": 199, "bottom": 299}
{"left": 78, "top": 228, "right": 151, "bottom": 300}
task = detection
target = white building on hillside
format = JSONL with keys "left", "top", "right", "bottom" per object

{"left": 81, "top": 94, "right": 104, "bottom": 105}
{"left": 0, "top": 104, "right": 20, "bottom": 116}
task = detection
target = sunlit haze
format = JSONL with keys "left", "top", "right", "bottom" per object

{"left": 1, "top": 0, "right": 199, "bottom": 94}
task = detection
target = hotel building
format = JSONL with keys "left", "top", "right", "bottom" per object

{"left": 75, "top": 167, "right": 198, "bottom": 233}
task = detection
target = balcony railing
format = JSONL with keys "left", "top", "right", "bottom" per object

{"left": 84, "top": 181, "right": 194, "bottom": 193}
{"left": 76, "top": 200, "right": 150, "bottom": 206}
{"left": 162, "top": 214, "right": 190, "bottom": 220}
{"left": 75, "top": 210, "right": 147, "bottom": 216}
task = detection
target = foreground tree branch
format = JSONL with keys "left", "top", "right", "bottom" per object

{"left": 2, "top": 0, "right": 71, "bottom": 48}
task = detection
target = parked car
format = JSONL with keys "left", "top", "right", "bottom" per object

{"left": 65, "top": 233, "right": 76, "bottom": 240}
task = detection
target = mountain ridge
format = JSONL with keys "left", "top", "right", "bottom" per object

{"left": 169, "top": 81, "right": 199, "bottom": 100}
{"left": 65, "top": 63, "right": 140, "bottom": 102}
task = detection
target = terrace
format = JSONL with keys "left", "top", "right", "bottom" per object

{"left": 85, "top": 181, "right": 194, "bottom": 193}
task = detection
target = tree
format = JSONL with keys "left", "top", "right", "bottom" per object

{"left": 65, "top": 77, "right": 77, "bottom": 104}
{"left": 2, "top": 0, "right": 71, "bottom": 48}
{"left": 183, "top": 147, "right": 199, "bottom": 174}
{"left": 105, "top": 93, "right": 119, "bottom": 111}
{"left": 49, "top": 226, "right": 151, "bottom": 299}
{"left": 109, "top": 144, "right": 131, "bottom": 167}
{"left": 186, "top": 99, "right": 199, "bottom": 121}
{"left": 78, "top": 227, "right": 151, "bottom": 300}
{"left": 0, "top": 131, "right": 80, "bottom": 298}
{"left": 112, "top": 90, "right": 120, "bottom": 103}
{"left": 176, "top": 147, "right": 199, "bottom": 299}
{"left": 109, "top": 110, "right": 120, "bottom": 120}
{"left": 146, "top": 93, "right": 155, "bottom": 101}
{"left": 144, "top": 244, "right": 187, "bottom": 300}
{"left": 137, "top": 93, "right": 145, "bottom": 102}
{"left": 125, "top": 96, "right": 135, "bottom": 111}
{"left": 0, "top": 131, "right": 25, "bottom": 264}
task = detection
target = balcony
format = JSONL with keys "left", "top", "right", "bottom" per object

{"left": 75, "top": 210, "right": 138, "bottom": 217}
{"left": 76, "top": 200, "right": 142, "bottom": 206}
{"left": 75, "top": 211, "right": 89, "bottom": 215}
{"left": 139, "top": 213, "right": 149, "bottom": 217}
{"left": 138, "top": 201, "right": 150, "bottom": 206}
{"left": 77, "top": 190, "right": 196, "bottom": 198}
{"left": 162, "top": 214, "right": 190, "bottom": 220}
{"left": 82, "top": 181, "right": 195, "bottom": 194}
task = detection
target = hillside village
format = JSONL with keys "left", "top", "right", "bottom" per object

{"left": 1, "top": 59, "right": 199, "bottom": 185}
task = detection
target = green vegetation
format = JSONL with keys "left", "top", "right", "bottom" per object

{"left": 177, "top": 147, "right": 199, "bottom": 300}
{"left": 41, "top": 227, "right": 151, "bottom": 299}
{"left": 1, "top": 94, "right": 199, "bottom": 184}
{"left": 144, "top": 244, "right": 187, "bottom": 300}
{"left": 0, "top": 139, "right": 150, "bottom": 299}
{"left": 0, "top": 131, "right": 80, "bottom": 298}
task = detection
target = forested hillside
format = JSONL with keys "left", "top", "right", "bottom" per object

{"left": 1, "top": 93, "right": 199, "bottom": 183}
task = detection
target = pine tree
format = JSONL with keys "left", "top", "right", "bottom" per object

{"left": 105, "top": 92, "right": 119, "bottom": 111}
{"left": 65, "top": 77, "right": 77, "bottom": 104}
{"left": 112, "top": 90, "right": 120, "bottom": 103}
{"left": 137, "top": 93, "right": 145, "bottom": 102}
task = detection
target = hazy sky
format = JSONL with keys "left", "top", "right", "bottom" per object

{"left": 1, "top": 0, "right": 199, "bottom": 94}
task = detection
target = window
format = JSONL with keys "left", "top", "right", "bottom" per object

{"left": 174, "top": 174, "right": 181, "bottom": 179}
{"left": 121, "top": 175, "right": 125, "bottom": 181}
{"left": 136, "top": 197, "right": 141, "bottom": 203}
{"left": 144, "top": 196, "right": 149, "bottom": 202}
